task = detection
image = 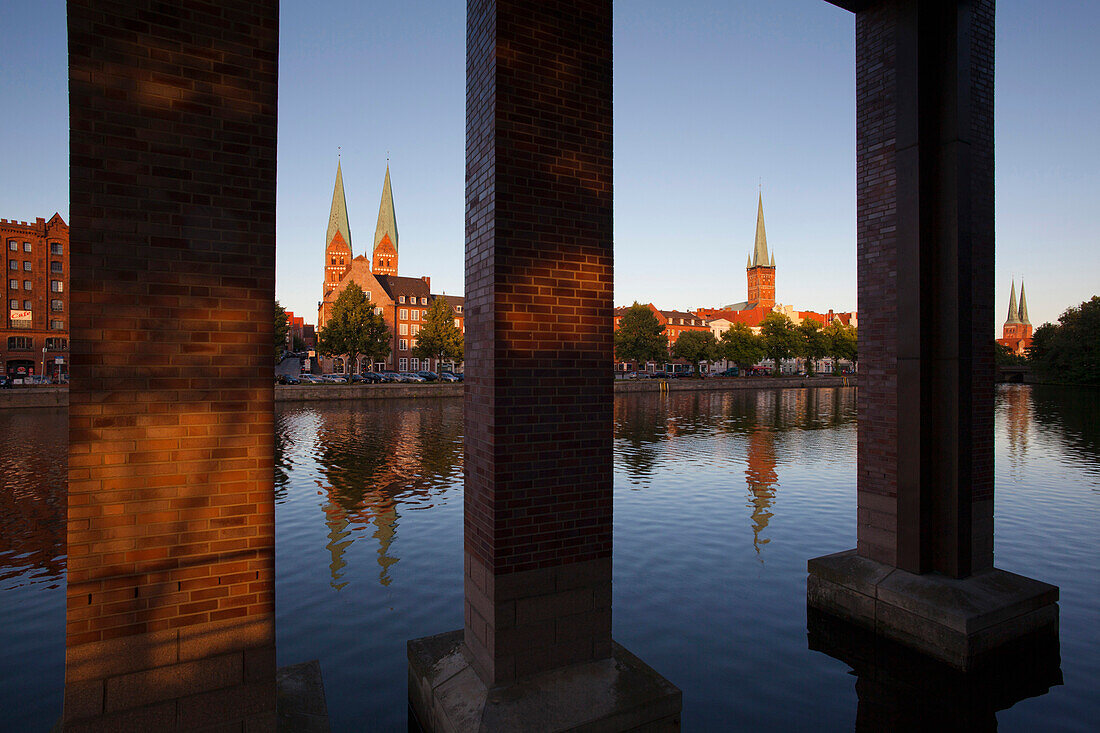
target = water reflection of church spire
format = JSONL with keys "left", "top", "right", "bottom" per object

{"left": 745, "top": 427, "right": 778, "bottom": 557}
{"left": 308, "top": 403, "right": 461, "bottom": 589}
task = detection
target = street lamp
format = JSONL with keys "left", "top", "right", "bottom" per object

{"left": 42, "top": 346, "right": 47, "bottom": 381}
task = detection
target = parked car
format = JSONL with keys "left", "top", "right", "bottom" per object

{"left": 0, "top": 376, "right": 11, "bottom": 389}
{"left": 716, "top": 368, "right": 739, "bottom": 377}
{"left": 649, "top": 371, "right": 670, "bottom": 379}
{"left": 437, "top": 372, "right": 460, "bottom": 383}
{"left": 416, "top": 371, "right": 439, "bottom": 382}
{"left": 400, "top": 372, "right": 426, "bottom": 383}
{"left": 298, "top": 374, "right": 323, "bottom": 384}
{"left": 276, "top": 374, "right": 300, "bottom": 385}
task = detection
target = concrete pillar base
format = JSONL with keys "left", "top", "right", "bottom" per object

{"left": 277, "top": 660, "right": 331, "bottom": 732}
{"left": 408, "top": 631, "right": 681, "bottom": 732}
{"left": 807, "top": 606, "right": 1062, "bottom": 728}
{"left": 807, "top": 550, "right": 1059, "bottom": 670}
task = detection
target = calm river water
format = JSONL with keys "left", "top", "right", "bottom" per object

{"left": 1, "top": 385, "right": 1098, "bottom": 731}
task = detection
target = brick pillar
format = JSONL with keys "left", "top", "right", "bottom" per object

{"left": 65, "top": 1, "right": 278, "bottom": 729}
{"left": 812, "top": 0, "right": 1056, "bottom": 670}
{"left": 853, "top": 0, "right": 995, "bottom": 579}
{"left": 463, "top": 0, "right": 614, "bottom": 686}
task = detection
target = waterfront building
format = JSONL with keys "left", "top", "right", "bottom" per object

{"left": 1, "top": 214, "right": 69, "bottom": 380}
{"left": 615, "top": 194, "right": 857, "bottom": 374}
{"left": 284, "top": 310, "right": 316, "bottom": 351}
{"left": 997, "top": 280, "right": 1033, "bottom": 355}
{"left": 316, "top": 163, "right": 464, "bottom": 373}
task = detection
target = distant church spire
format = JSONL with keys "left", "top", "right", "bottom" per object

{"left": 371, "top": 165, "right": 399, "bottom": 276}
{"left": 327, "top": 161, "right": 351, "bottom": 248}
{"left": 750, "top": 193, "right": 771, "bottom": 268}
{"left": 1018, "top": 281, "right": 1030, "bottom": 325}
{"left": 1005, "top": 280, "right": 1020, "bottom": 324}
{"left": 374, "top": 165, "right": 398, "bottom": 253}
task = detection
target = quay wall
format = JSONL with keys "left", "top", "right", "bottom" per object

{"left": 0, "top": 377, "right": 857, "bottom": 410}
{"left": 0, "top": 387, "right": 68, "bottom": 409}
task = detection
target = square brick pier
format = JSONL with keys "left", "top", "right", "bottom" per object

{"left": 407, "top": 1, "right": 681, "bottom": 730}
{"left": 811, "top": 0, "right": 1058, "bottom": 669}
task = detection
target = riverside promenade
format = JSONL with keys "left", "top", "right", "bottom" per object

{"left": 0, "top": 375, "right": 856, "bottom": 409}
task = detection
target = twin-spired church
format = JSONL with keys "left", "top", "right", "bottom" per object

{"left": 318, "top": 163, "right": 463, "bottom": 374}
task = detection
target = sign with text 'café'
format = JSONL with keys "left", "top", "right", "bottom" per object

{"left": 9, "top": 309, "right": 31, "bottom": 328}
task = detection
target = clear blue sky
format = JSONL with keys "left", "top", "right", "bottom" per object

{"left": 1, "top": 1, "right": 1096, "bottom": 329}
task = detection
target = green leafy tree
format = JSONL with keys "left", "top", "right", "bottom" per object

{"left": 317, "top": 283, "right": 390, "bottom": 374}
{"left": 719, "top": 322, "right": 765, "bottom": 374}
{"left": 274, "top": 300, "right": 289, "bottom": 358}
{"left": 1027, "top": 296, "right": 1100, "bottom": 385}
{"left": 797, "top": 319, "right": 829, "bottom": 376}
{"left": 671, "top": 329, "right": 719, "bottom": 375}
{"left": 614, "top": 302, "right": 668, "bottom": 366}
{"left": 994, "top": 341, "right": 1027, "bottom": 367}
{"left": 412, "top": 297, "right": 465, "bottom": 371}
{"left": 824, "top": 321, "right": 857, "bottom": 373}
{"left": 761, "top": 312, "right": 801, "bottom": 375}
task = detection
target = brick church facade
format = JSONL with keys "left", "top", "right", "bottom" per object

{"left": 996, "top": 280, "right": 1032, "bottom": 355}
{"left": 317, "top": 163, "right": 463, "bottom": 373}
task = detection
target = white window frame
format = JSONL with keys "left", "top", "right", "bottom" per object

{"left": 399, "top": 358, "right": 408, "bottom": 371}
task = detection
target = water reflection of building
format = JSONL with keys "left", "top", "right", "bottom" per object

{"left": 745, "top": 427, "right": 778, "bottom": 556}
{"left": 1001, "top": 385, "right": 1031, "bottom": 473}
{"left": 0, "top": 409, "right": 66, "bottom": 588}
{"left": 298, "top": 402, "right": 462, "bottom": 589}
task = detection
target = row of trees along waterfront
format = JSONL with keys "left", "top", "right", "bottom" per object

{"left": 614, "top": 302, "right": 856, "bottom": 376}
{"left": 310, "top": 283, "right": 464, "bottom": 372}
{"left": 1014, "top": 295, "right": 1100, "bottom": 386}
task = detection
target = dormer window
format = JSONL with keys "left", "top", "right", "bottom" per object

{"left": 399, "top": 295, "right": 405, "bottom": 303}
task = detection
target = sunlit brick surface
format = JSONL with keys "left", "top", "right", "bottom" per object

{"left": 66, "top": 1, "right": 278, "bottom": 728}
{"left": 464, "top": 0, "right": 614, "bottom": 685}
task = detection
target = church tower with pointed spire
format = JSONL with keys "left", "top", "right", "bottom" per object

{"left": 324, "top": 161, "right": 353, "bottom": 295}
{"left": 371, "top": 165, "right": 399, "bottom": 276}
{"left": 746, "top": 193, "right": 776, "bottom": 309}
{"left": 998, "top": 279, "right": 1034, "bottom": 355}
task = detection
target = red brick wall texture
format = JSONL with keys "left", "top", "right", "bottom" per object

{"left": 464, "top": 0, "right": 615, "bottom": 686}
{"left": 66, "top": 1, "right": 278, "bottom": 729}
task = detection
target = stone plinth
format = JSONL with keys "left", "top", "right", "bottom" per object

{"left": 408, "top": 631, "right": 681, "bottom": 733}
{"left": 807, "top": 606, "right": 1062, "bottom": 729}
{"left": 808, "top": 550, "right": 1058, "bottom": 669}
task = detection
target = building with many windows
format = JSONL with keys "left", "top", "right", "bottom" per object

{"left": 316, "top": 163, "right": 463, "bottom": 373}
{"left": 1, "top": 214, "right": 69, "bottom": 380}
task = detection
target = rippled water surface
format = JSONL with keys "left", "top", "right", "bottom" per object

{"left": 1, "top": 385, "right": 1098, "bottom": 731}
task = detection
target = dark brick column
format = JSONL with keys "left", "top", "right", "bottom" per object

{"left": 822, "top": 0, "right": 994, "bottom": 578}
{"left": 811, "top": 0, "right": 1056, "bottom": 670}
{"left": 65, "top": 1, "right": 278, "bottom": 729}
{"left": 852, "top": 0, "right": 995, "bottom": 578}
{"left": 463, "top": 0, "right": 614, "bottom": 687}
